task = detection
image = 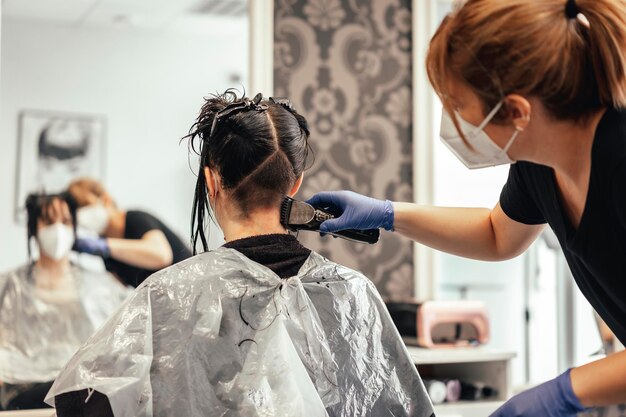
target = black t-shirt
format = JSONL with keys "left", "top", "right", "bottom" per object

{"left": 104, "top": 210, "right": 191, "bottom": 287}
{"left": 500, "top": 107, "right": 626, "bottom": 344}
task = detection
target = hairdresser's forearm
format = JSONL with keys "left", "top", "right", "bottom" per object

{"left": 107, "top": 232, "right": 173, "bottom": 270}
{"left": 392, "top": 202, "right": 544, "bottom": 261}
{"left": 572, "top": 350, "right": 626, "bottom": 407}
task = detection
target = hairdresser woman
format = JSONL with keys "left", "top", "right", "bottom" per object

{"left": 68, "top": 178, "right": 191, "bottom": 287}
{"left": 309, "top": 0, "right": 626, "bottom": 415}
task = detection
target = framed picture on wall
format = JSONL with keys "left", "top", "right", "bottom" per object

{"left": 14, "top": 110, "right": 106, "bottom": 221}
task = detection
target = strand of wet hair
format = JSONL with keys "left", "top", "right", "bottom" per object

{"left": 237, "top": 283, "right": 281, "bottom": 331}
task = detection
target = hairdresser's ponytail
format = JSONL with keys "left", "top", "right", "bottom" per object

{"left": 579, "top": 0, "right": 626, "bottom": 108}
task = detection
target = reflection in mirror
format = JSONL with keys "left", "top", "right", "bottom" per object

{"left": 0, "top": 0, "right": 248, "bottom": 410}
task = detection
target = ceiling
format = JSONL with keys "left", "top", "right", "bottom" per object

{"left": 2, "top": 0, "right": 247, "bottom": 32}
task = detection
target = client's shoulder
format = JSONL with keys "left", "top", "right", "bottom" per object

{"left": 0, "top": 264, "right": 31, "bottom": 283}
{"left": 302, "top": 251, "right": 372, "bottom": 283}
{"left": 139, "top": 247, "right": 256, "bottom": 288}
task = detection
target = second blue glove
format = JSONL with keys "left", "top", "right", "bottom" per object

{"left": 74, "top": 237, "right": 111, "bottom": 258}
{"left": 489, "top": 369, "right": 586, "bottom": 417}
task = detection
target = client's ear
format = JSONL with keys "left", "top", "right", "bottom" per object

{"left": 287, "top": 173, "right": 304, "bottom": 197}
{"left": 204, "top": 167, "right": 220, "bottom": 198}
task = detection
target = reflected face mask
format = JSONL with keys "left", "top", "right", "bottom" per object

{"left": 439, "top": 101, "right": 520, "bottom": 169}
{"left": 38, "top": 223, "right": 75, "bottom": 260}
{"left": 77, "top": 204, "right": 109, "bottom": 235}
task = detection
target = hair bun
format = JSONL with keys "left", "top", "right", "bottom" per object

{"left": 209, "top": 93, "right": 269, "bottom": 138}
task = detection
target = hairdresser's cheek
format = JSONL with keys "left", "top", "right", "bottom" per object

{"left": 483, "top": 124, "right": 511, "bottom": 149}
{"left": 458, "top": 107, "right": 484, "bottom": 127}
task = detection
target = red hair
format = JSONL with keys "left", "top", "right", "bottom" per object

{"left": 427, "top": 0, "right": 626, "bottom": 125}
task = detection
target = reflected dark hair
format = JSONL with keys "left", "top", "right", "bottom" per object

{"left": 25, "top": 192, "right": 77, "bottom": 259}
{"left": 184, "top": 89, "right": 313, "bottom": 254}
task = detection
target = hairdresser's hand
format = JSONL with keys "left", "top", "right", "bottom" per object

{"left": 490, "top": 369, "right": 586, "bottom": 417}
{"left": 306, "top": 190, "right": 394, "bottom": 232}
{"left": 74, "top": 237, "right": 111, "bottom": 258}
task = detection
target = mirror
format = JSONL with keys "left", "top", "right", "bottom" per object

{"left": 0, "top": 0, "right": 248, "bottom": 410}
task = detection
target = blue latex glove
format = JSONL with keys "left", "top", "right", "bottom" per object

{"left": 74, "top": 237, "right": 111, "bottom": 258}
{"left": 306, "top": 191, "right": 394, "bottom": 233}
{"left": 490, "top": 369, "right": 587, "bottom": 417}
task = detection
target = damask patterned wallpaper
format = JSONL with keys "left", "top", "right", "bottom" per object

{"left": 274, "top": 0, "right": 414, "bottom": 299}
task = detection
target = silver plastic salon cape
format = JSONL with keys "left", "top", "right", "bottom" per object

{"left": 46, "top": 248, "right": 434, "bottom": 417}
{"left": 0, "top": 264, "right": 131, "bottom": 384}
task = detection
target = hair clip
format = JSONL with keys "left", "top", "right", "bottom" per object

{"left": 269, "top": 97, "right": 296, "bottom": 113}
{"left": 269, "top": 97, "right": 310, "bottom": 136}
{"left": 251, "top": 93, "right": 269, "bottom": 110}
{"left": 209, "top": 93, "right": 268, "bottom": 138}
{"left": 564, "top": 0, "right": 590, "bottom": 28}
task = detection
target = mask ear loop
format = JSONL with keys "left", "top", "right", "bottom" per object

{"left": 476, "top": 100, "right": 505, "bottom": 131}
{"left": 502, "top": 126, "right": 523, "bottom": 154}
{"left": 501, "top": 97, "right": 528, "bottom": 155}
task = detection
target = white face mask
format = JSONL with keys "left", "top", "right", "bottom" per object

{"left": 37, "top": 223, "right": 75, "bottom": 260}
{"left": 77, "top": 204, "right": 109, "bottom": 235}
{"left": 440, "top": 101, "right": 521, "bottom": 169}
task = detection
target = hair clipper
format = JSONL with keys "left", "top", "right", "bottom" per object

{"left": 280, "top": 197, "right": 380, "bottom": 244}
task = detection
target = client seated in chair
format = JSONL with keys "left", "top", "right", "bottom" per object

{"left": 48, "top": 91, "right": 435, "bottom": 417}
{"left": 0, "top": 193, "right": 130, "bottom": 410}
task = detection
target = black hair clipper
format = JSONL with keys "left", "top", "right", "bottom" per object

{"left": 280, "top": 197, "right": 380, "bottom": 244}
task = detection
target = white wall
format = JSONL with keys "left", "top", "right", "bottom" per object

{"left": 0, "top": 17, "right": 247, "bottom": 271}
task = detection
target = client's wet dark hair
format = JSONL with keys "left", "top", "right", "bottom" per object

{"left": 25, "top": 192, "right": 77, "bottom": 259}
{"left": 184, "top": 89, "right": 312, "bottom": 254}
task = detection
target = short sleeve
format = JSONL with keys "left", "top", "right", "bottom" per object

{"left": 499, "top": 163, "right": 547, "bottom": 225}
{"left": 126, "top": 211, "right": 162, "bottom": 239}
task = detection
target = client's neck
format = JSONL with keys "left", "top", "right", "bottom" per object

{"left": 36, "top": 255, "right": 70, "bottom": 283}
{"left": 221, "top": 207, "right": 288, "bottom": 242}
